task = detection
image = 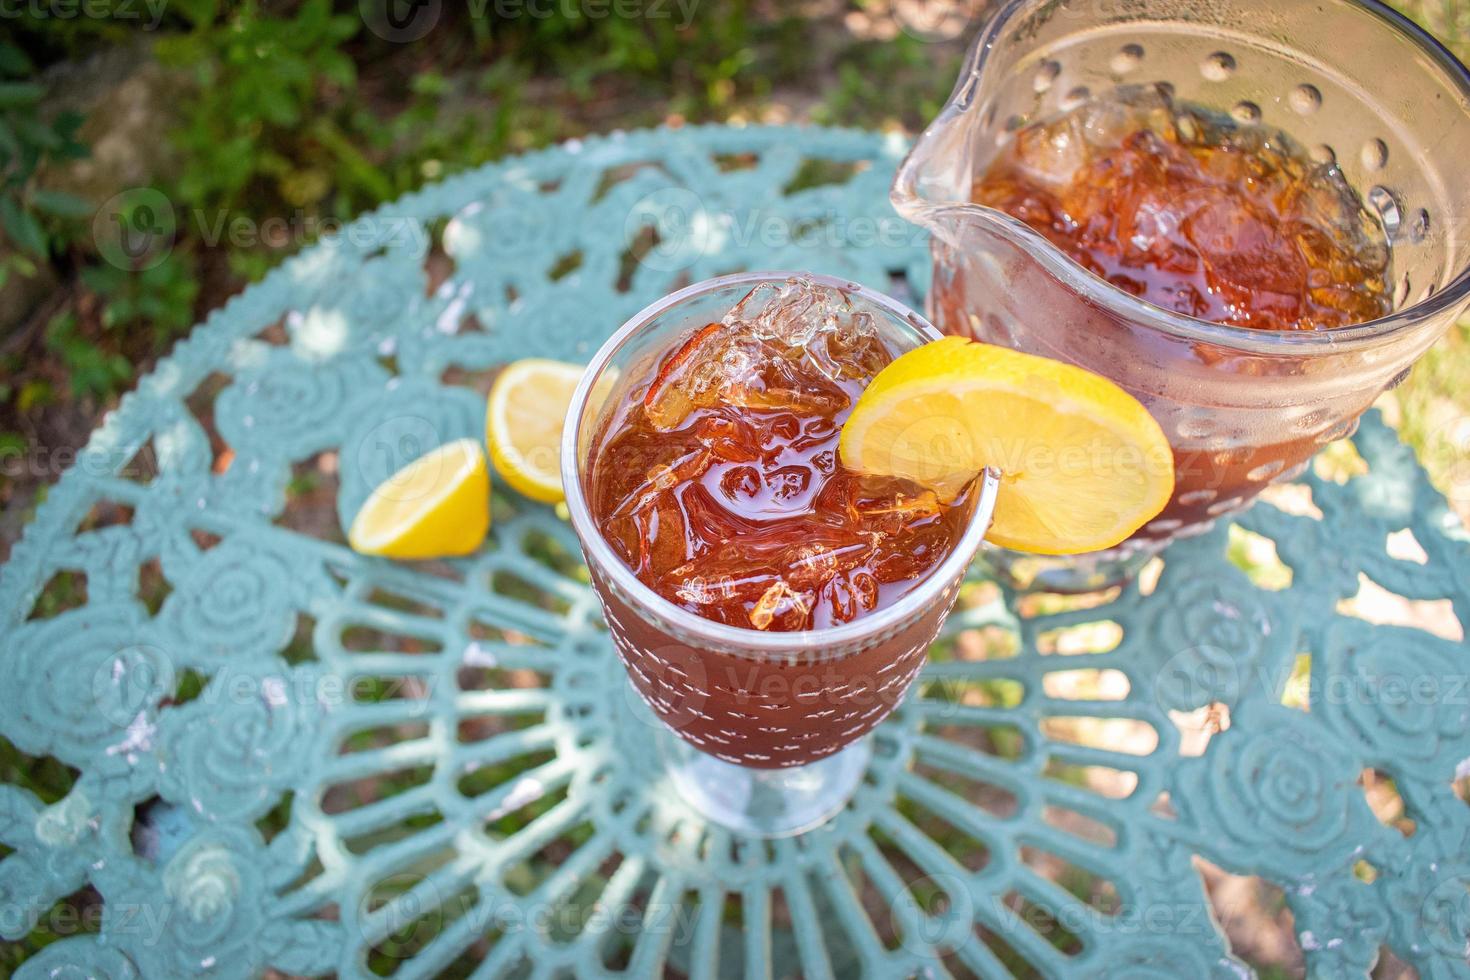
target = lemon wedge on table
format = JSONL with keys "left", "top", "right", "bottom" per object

{"left": 486, "top": 358, "right": 587, "bottom": 504}
{"left": 348, "top": 438, "right": 490, "bottom": 559}
{"left": 839, "top": 336, "right": 1174, "bottom": 555}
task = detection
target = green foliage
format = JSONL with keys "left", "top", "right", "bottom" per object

{"left": 80, "top": 251, "right": 200, "bottom": 339}
{"left": 154, "top": 0, "right": 359, "bottom": 213}
{"left": 44, "top": 311, "right": 132, "bottom": 400}
{"left": 813, "top": 34, "right": 961, "bottom": 130}
{"left": 1384, "top": 318, "right": 1470, "bottom": 514}
{"left": 0, "top": 41, "right": 89, "bottom": 287}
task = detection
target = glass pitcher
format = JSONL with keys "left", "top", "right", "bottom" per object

{"left": 892, "top": 0, "right": 1470, "bottom": 592}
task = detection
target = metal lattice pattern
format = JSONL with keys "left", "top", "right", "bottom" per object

{"left": 1, "top": 127, "right": 1468, "bottom": 979}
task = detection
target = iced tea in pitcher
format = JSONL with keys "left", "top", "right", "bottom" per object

{"left": 894, "top": 0, "right": 1470, "bottom": 590}
{"left": 943, "top": 84, "right": 1393, "bottom": 536}
{"left": 972, "top": 87, "right": 1392, "bottom": 332}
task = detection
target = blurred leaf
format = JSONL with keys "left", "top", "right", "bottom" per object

{"left": 411, "top": 71, "right": 450, "bottom": 97}
{"left": 312, "top": 120, "right": 392, "bottom": 200}
{"left": 18, "top": 379, "right": 53, "bottom": 413}
{"left": 173, "top": 0, "right": 220, "bottom": 27}
{"left": 0, "top": 82, "right": 43, "bottom": 108}
{"left": 12, "top": 114, "right": 62, "bottom": 152}
{"left": 0, "top": 43, "right": 32, "bottom": 77}
{"left": 319, "top": 51, "right": 356, "bottom": 89}
{"left": 5, "top": 252, "right": 36, "bottom": 279}
{"left": 0, "top": 197, "right": 47, "bottom": 255}
{"left": 51, "top": 111, "right": 88, "bottom": 160}
{"left": 29, "top": 189, "right": 92, "bottom": 218}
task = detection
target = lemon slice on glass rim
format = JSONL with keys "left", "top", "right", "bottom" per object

{"left": 839, "top": 336, "right": 1174, "bottom": 555}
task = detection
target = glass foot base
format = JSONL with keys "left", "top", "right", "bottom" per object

{"left": 659, "top": 730, "right": 870, "bottom": 838}
{"left": 978, "top": 538, "right": 1166, "bottom": 594}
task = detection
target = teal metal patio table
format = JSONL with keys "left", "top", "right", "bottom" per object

{"left": 2, "top": 125, "right": 1468, "bottom": 979}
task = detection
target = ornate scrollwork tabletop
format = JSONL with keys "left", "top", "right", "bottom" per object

{"left": 2, "top": 126, "right": 1467, "bottom": 979}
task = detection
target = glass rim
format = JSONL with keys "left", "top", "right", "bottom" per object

{"left": 560, "top": 270, "right": 1001, "bottom": 656}
{"left": 894, "top": 0, "right": 1470, "bottom": 357}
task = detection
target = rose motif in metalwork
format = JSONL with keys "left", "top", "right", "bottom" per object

{"left": 446, "top": 183, "right": 571, "bottom": 265}
{"left": 159, "top": 541, "right": 297, "bottom": 666}
{"left": 337, "top": 255, "right": 428, "bottom": 340}
{"left": 0, "top": 849, "right": 79, "bottom": 942}
{"left": 215, "top": 352, "right": 387, "bottom": 460}
{"left": 1153, "top": 574, "right": 1272, "bottom": 660}
{"left": 6, "top": 605, "right": 173, "bottom": 766}
{"left": 1149, "top": 573, "right": 1276, "bottom": 712}
{"left": 335, "top": 380, "right": 483, "bottom": 525}
{"left": 1420, "top": 873, "right": 1470, "bottom": 962}
{"left": 122, "top": 825, "right": 267, "bottom": 980}
{"left": 499, "top": 287, "right": 618, "bottom": 361}
{"left": 156, "top": 666, "right": 320, "bottom": 820}
{"left": 1178, "top": 709, "right": 1362, "bottom": 872}
{"left": 1319, "top": 622, "right": 1470, "bottom": 778}
{"left": 1153, "top": 643, "right": 1241, "bottom": 713}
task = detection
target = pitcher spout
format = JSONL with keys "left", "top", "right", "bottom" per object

{"left": 889, "top": 10, "right": 994, "bottom": 241}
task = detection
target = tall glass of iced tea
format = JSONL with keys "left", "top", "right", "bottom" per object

{"left": 894, "top": 0, "right": 1470, "bottom": 591}
{"left": 562, "top": 273, "right": 1000, "bottom": 837}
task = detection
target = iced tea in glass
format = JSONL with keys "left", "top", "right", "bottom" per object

{"left": 562, "top": 273, "right": 999, "bottom": 836}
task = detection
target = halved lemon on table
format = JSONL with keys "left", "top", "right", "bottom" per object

{"left": 840, "top": 336, "right": 1174, "bottom": 555}
{"left": 486, "top": 358, "right": 587, "bottom": 504}
{"left": 348, "top": 438, "right": 490, "bottom": 559}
